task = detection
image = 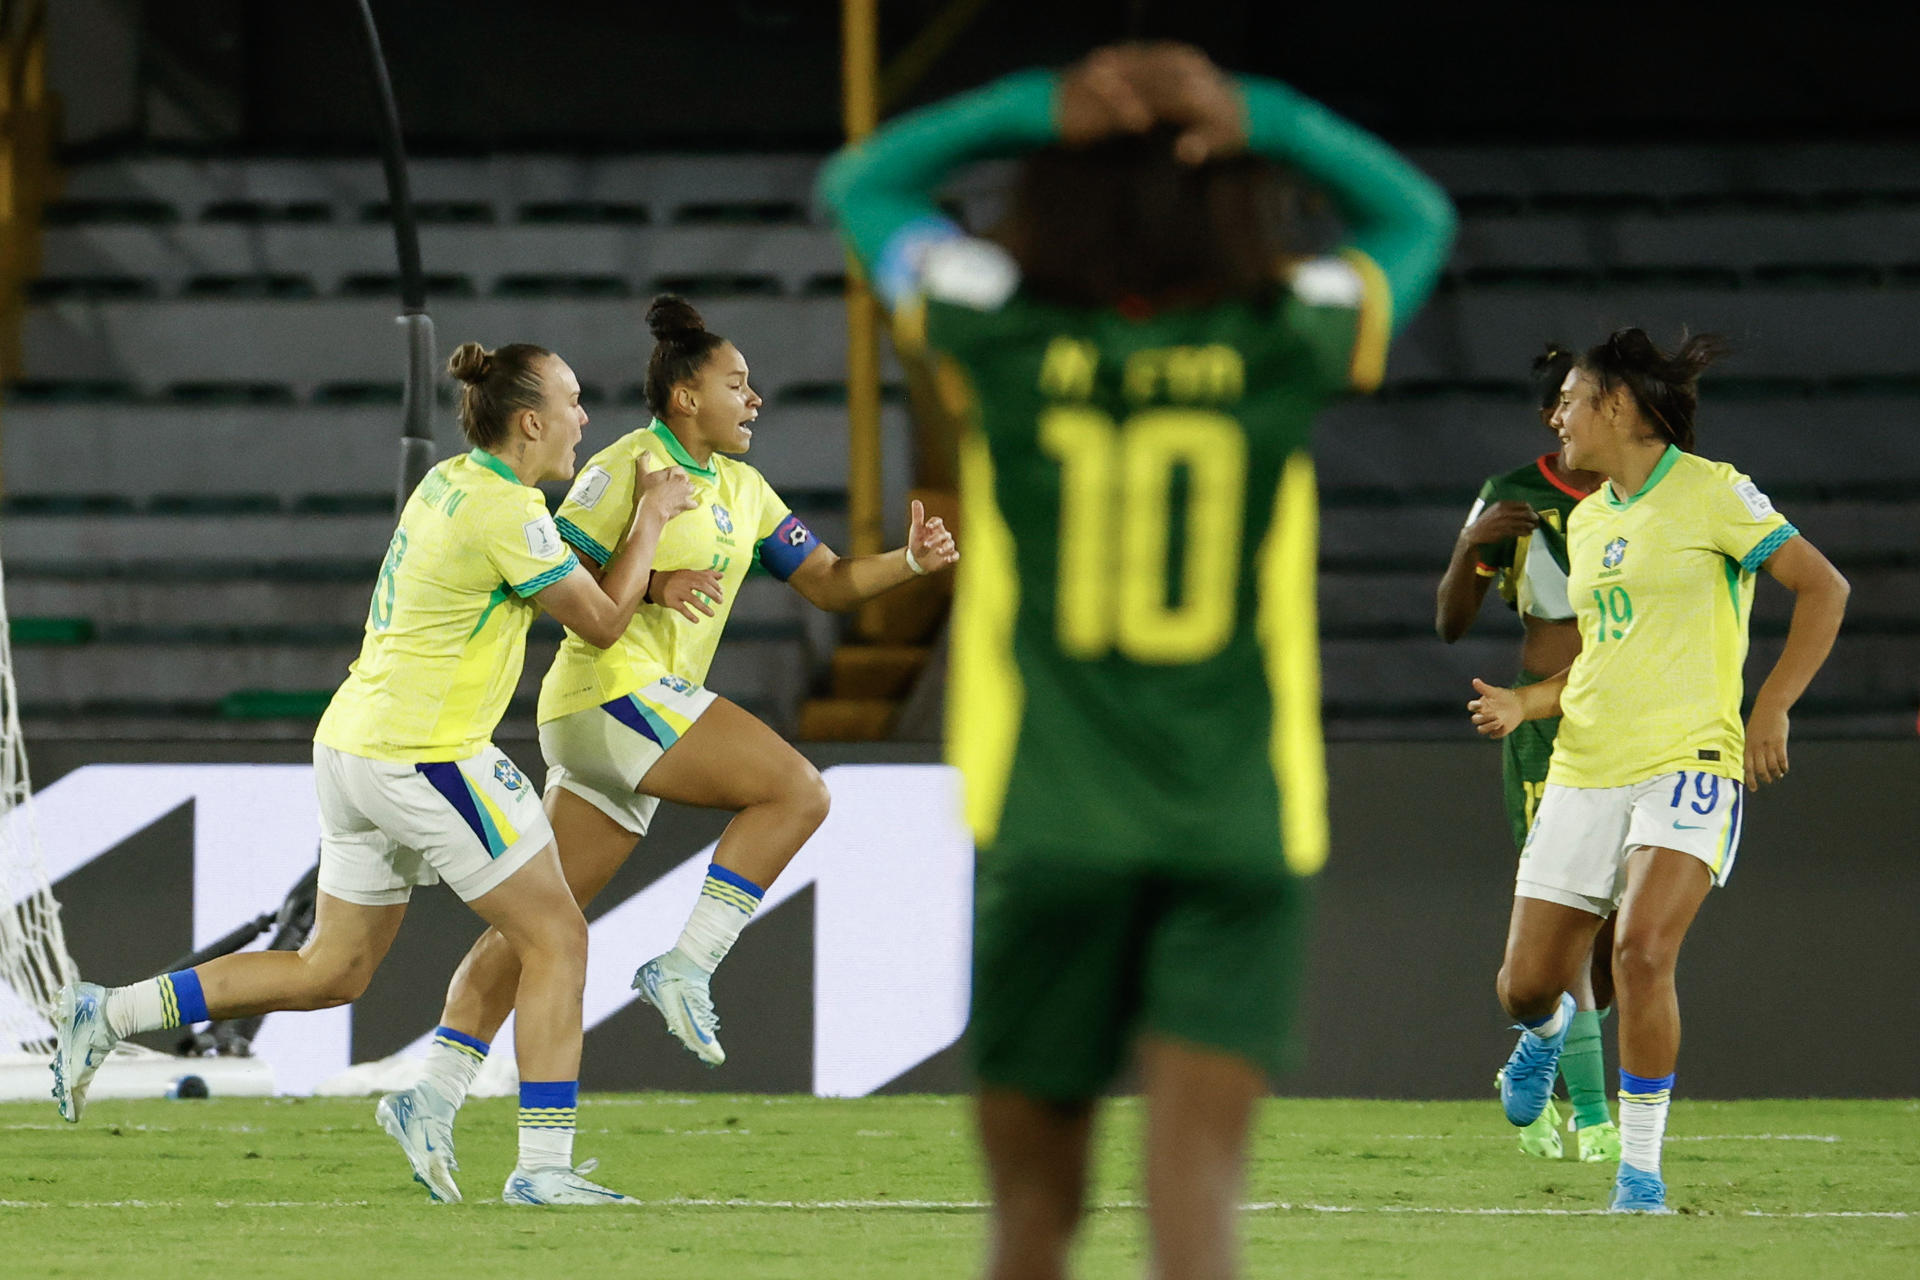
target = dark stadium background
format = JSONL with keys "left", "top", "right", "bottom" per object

{"left": 23, "top": 1, "right": 1918, "bottom": 1097}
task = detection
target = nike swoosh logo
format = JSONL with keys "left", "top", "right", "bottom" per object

{"left": 1673, "top": 823, "right": 1707, "bottom": 830}
{"left": 679, "top": 996, "right": 714, "bottom": 1044}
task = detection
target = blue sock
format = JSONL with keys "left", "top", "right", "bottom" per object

{"left": 166, "top": 970, "right": 210, "bottom": 1025}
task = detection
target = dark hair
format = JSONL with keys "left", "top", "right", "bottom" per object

{"left": 1575, "top": 327, "right": 1731, "bottom": 452}
{"left": 447, "top": 341, "right": 553, "bottom": 449}
{"left": 994, "top": 126, "right": 1308, "bottom": 309}
{"left": 1531, "top": 342, "right": 1576, "bottom": 414}
{"left": 644, "top": 294, "right": 728, "bottom": 420}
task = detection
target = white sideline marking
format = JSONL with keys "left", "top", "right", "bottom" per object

{"left": 3, "top": 1196, "right": 1905, "bottom": 1220}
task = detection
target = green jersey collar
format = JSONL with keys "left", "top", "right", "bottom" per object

{"left": 1604, "top": 444, "right": 1681, "bottom": 509}
{"left": 650, "top": 419, "right": 717, "bottom": 478}
{"left": 466, "top": 447, "right": 524, "bottom": 486}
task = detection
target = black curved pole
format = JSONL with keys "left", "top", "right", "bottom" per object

{"left": 352, "top": 0, "right": 437, "bottom": 514}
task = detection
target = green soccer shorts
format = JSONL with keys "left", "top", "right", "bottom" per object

{"left": 968, "top": 849, "right": 1315, "bottom": 1101}
{"left": 1502, "top": 672, "right": 1562, "bottom": 850}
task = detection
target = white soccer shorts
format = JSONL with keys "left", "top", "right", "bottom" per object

{"left": 1516, "top": 770, "right": 1744, "bottom": 915}
{"left": 315, "top": 741, "right": 553, "bottom": 906}
{"left": 539, "top": 674, "right": 719, "bottom": 835}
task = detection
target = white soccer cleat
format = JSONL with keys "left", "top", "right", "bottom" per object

{"left": 632, "top": 951, "right": 725, "bottom": 1067}
{"left": 376, "top": 1081, "right": 462, "bottom": 1203}
{"left": 501, "top": 1158, "right": 637, "bottom": 1206}
{"left": 50, "top": 981, "right": 119, "bottom": 1123}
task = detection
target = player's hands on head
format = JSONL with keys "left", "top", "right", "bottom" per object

{"left": 1743, "top": 701, "right": 1790, "bottom": 790}
{"left": 1467, "top": 678, "right": 1523, "bottom": 740}
{"left": 1057, "top": 43, "right": 1246, "bottom": 163}
{"left": 1462, "top": 500, "right": 1540, "bottom": 548}
{"left": 907, "top": 499, "right": 959, "bottom": 573}
{"left": 635, "top": 453, "right": 698, "bottom": 520}
{"left": 649, "top": 569, "right": 726, "bottom": 622}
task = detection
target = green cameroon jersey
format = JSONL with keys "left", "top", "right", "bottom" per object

{"left": 1467, "top": 454, "right": 1593, "bottom": 623}
{"left": 901, "top": 238, "right": 1393, "bottom": 878}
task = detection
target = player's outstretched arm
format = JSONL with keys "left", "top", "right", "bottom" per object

{"left": 1744, "top": 535, "right": 1849, "bottom": 789}
{"left": 539, "top": 456, "right": 696, "bottom": 647}
{"left": 784, "top": 500, "right": 959, "bottom": 613}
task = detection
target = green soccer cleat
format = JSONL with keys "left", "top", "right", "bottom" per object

{"left": 50, "top": 982, "right": 120, "bottom": 1123}
{"left": 632, "top": 950, "right": 725, "bottom": 1067}
{"left": 376, "top": 1081, "right": 461, "bottom": 1203}
{"left": 1516, "top": 1095, "right": 1564, "bottom": 1158}
{"left": 1577, "top": 1119, "right": 1622, "bottom": 1163}
{"left": 502, "top": 1158, "right": 638, "bottom": 1207}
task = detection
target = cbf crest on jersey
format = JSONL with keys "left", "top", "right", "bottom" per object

{"left": 493, "top": 758, "right": 526, "bottom": 792}
{"left": 711, "top": 503, "right": 734, "bottom": 535}
{"left": 1602, "top": 537, "right": 1629, "bottom": 569}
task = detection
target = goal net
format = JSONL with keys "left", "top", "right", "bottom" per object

{"left": 0, "top": 548, "right": 78, "bottom": 1057}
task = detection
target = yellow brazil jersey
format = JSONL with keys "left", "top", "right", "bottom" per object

{"left": 316, "top": 448, "right": 581, "bottom": 762}
{"left": 536, "top": 420, "right": 822, "bottom": 723}
{"left": 1548, "top": 447, "right": 1796, "bottom": 789}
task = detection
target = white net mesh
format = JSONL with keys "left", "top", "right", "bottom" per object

{"left": 0, "top": 548, "right": 78, "bottom": 1054}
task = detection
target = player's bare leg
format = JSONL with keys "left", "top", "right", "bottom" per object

{"left": 627, "top": 697, "right": 831, "bottom": 1065}
{"left": 1605, "top": 845, "right": 1709, "bottom": 1210}
{"left": 976, "top": 1090, "right": 1096, "bottom": 1280}
{"left": 1140, "top": 1036, "right": 1263, "bottom": 1280}
{"left": 1494, "top": 897, "right": 1605, "bottom": 1127}
{"left": 55, "top": 895, "right": 405, "bottom": 1122}
{"left": 438, "top": 790, "right": 638, "bottom": 1043}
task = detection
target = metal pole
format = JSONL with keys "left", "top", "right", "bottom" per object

{"left": 841, "top": 0, "right": 884, "bottom": 560}
{"left": 351, "top": 0, "right": 437, "bottom": 514}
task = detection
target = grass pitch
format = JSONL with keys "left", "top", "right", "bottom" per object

{"left": 3, "top": 1096, "right": 1913, "bottom": 1278}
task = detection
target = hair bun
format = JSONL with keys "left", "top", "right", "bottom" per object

{"left": 646, "top": 294, "right": 707, "bottom": 341}
{"left": 447, "top": 341, "right": 493, "bottom": 384}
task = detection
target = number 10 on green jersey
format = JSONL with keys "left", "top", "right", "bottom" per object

{"left": 1041, "top": 406, "right": 1247, "bottom": 664}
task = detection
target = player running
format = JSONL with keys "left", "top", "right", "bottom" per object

{"left": 1470, "top": 328, "right": 1848, "bottom": 1212}
{"left": 1436, "top": 345, "right": 1619, "bottom": 1162}
{"left": 821, "top": 43, "right": 1453, "bottom": 1278}
{"left": 375, "top": 295, "right": 957, "bottom": 1189}
{"left": 52, "top": 341, "right": 697, "bottom": 1207}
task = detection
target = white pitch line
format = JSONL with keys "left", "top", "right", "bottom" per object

{"left": 7, "top": 1198, "right": 1903, "bottom": 1220}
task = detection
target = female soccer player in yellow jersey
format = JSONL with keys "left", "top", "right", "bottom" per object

{"left": 1436, "top": 344, "right": 1619, "bottom": 1163}
{"left": 53, "top": 341, "right": 699, "bottom": 1208}
{"left": 377, "top": 295, "right": 957, "bottom": 1156}
{"left": 1469, "top": 328, "right": 1849, "bottom": 1213}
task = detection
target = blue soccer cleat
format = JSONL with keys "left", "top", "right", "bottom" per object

{"left": 1608, "top": 1161, "right": 1673, "bottom": 1214}
{"left": 1499, "top": 991, "right": 1575, "bottom": 1127}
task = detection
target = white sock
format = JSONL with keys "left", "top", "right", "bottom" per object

{"left": 1619, "top": 1073, "right": 1674, "bottom": 1174}
{"left": 103, "top": 978, "right": 172, "bottom": 1037}
{"left": 672, "top": 866, "right": 765, "bottom": 974}
{"left": 420, "top": 1026, "right": 488, "bottom": 1109}
{"left": 1525, "top": 999, "right": 1568, "bottom": 1041}
{"left": 518, "top": 1126, "right": 574, "bottom": 1170}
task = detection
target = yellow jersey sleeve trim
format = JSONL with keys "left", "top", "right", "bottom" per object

{"left": 1339, "top": 248, "right": 1393, "bottom": 394}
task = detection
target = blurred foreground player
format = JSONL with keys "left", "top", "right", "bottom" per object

{"left": 1435, "top": 344, "right": 1618, "bottom": 1162}
{"left": 823, "top": 43, "right": 1454, "bottom": 1279}
{"left": 53, "top": 342, "right": 695, "bottom": 1206}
